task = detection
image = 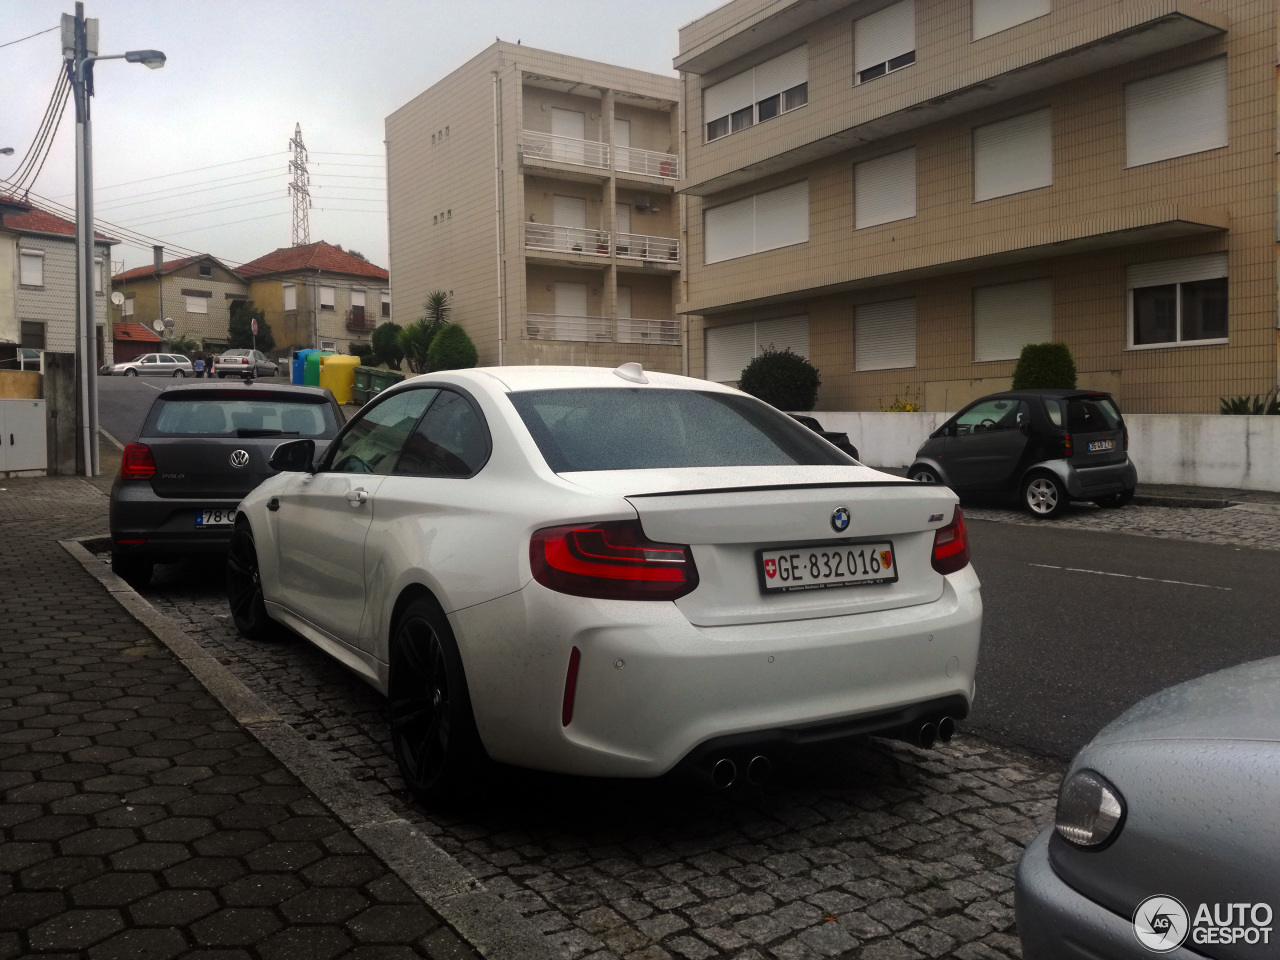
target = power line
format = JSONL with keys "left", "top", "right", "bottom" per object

{"left": 122, "top": 192, "right": 288, "bottom": 229}
{"left": 97, "top": 171, "right": 284, "bottom": 210}
{"left": 16, "top": 76, "right": 71, "bottom": 198}
{"left": 311, "top": 151, "right": 384, "bottom": 158}
{"left": 49, "top": 151, "right": 289, "bottom": 197}
{"left": 162, "top": 210, "right": 292, "bottom": 237}
{"left": 0, "top": 24, "right": 59, "bottom": 49}
{"left": 1, "top": 68, "right": 69, "bottom": 197}
{"left": 311, "top": 161, "right": 385, "bottom": 169}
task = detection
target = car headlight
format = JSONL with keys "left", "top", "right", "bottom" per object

{"left": 1055, "top": 768, "right": 1126, "bottom": 848}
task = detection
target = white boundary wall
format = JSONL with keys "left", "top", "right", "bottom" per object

{"left": 813, "top": 412, "right": 1280, "bottom": 493}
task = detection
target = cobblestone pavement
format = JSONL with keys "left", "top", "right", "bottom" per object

{"left": 136, "top": 559, "right": 1059, "bottom": 960}
{"left": 963, "top": 502, "right": 1280, "bottom": 551}
{"left": 0, "top": 480, "right": 465, "bottom": 960}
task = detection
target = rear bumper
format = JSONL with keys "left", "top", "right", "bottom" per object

{"left": 451, "top": 564, "right": 982, "bottom": 777}
{"left": 1038, "top": 457, "right": 1137, "bottom": 499}
{"left": 110, "top": 482, "right": 240, "bottom": 558}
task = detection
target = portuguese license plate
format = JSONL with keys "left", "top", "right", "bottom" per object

{"left": 195, "top": 508, "right": 234, "bottom": 528}
{"left": 758, "top": 542, "right": 897, "bottom": 593}
{"left": 1087, "top": 439, "right": 1115, "bottom": 452}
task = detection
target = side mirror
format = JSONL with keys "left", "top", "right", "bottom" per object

{"left": 269, "top": 438, "right": 316, "bottom": 473}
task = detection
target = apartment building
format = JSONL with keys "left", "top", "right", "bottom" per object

{"left": 112, "top": 254, "right": 249, "bottom": 353}
{"left": 386, "top": 42, "right": 685, "bottom": 371}
{"left": 676, "top": 0, "right": 1276, "bottom": 413}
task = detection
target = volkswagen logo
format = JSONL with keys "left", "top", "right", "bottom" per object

{"left": 831, "top": 506, "right": 851, "bottom": 533}
{"left": 229, "top": 449, "right": 250, "bottom": 469}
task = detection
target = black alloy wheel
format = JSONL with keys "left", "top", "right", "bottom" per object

{"left": 388, "top": 598, "right": 484, "bottom": 807}
{"left": 226, "top": 521, "right": 276, "bottom": 640}
{"left": 111, "top": 552, "right": 152, "bottom": 589}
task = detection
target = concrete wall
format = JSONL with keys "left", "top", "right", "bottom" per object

{"left": 815, "top": 410, "right": 1280, "bottom": 492}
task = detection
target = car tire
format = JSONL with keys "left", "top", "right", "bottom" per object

{"left": 1022, "top": 472, "right": 1068, "bottom": 518}
{"left": 909, "top": 465, "right": 941, "bottom": 484}
{"left": 1096, "top": 488, "right": 1135, "bottom": 509}
{"left": 226, "top": 521, "right": 278, "bottom": 641}
{"left": 125, "top": 368, "right": 138, "bottom": 377}
{"left": 388, "top": 596, "right": 486, "bottom": 809}
{"left": 111, "top": 552, "right": 153, "bottom": 589}
{"left": 172, "top": 370, "right": 185, "bottom": 378}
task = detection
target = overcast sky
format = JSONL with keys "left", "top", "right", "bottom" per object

{"left": 1, "top": 1, "right": 719, "bottom": 272}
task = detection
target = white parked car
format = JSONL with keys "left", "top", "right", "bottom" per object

{"left": 215, "top": 349, "right": 277, "bottom": 379}
{"left": 227, "top": 365, "right": 982, "bottom": 805}
{"left": 108, "top": 352, "right": 193, "bottom": 377}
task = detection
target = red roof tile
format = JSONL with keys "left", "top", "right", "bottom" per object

{"left": 114, "top": 255, "right": 203, "bottom": 283}
{"left": 0, "top": 196, "right": 112, "bottom": 241}
{"left": 113, "top": 322, "right": 163, "bottom": 343}
{"left": 236, "top": 241, "right": 388, "bottom": 281}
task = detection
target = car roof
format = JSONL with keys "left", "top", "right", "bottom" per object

{"left": 422, "top": 365, "right": 741, "bottom": 395}
{"left": 154, "top": 381, "right": 332, "bottom": 401}
{"left": 978, "top": 389, "right": 1115, "bottom": 401}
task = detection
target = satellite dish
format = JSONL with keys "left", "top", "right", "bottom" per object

{"left": 151, "top": 318, "right": 165, "bottom": 333}
{"left": 111, "top": 291, "right": 125, "bottom": 306}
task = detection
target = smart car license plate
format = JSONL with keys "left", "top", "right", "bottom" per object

{"left": 1087, "top": 439, "right": 1115, "bottom": 452}
{"left": 195, "top": 508, "right": 234, "bottom": 528}
{"left": 758, "top": 542, "right": 897, "bottom": 593}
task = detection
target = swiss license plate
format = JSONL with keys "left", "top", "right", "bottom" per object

{"left": 1087, "top": 439, "right": 1115, "bottom": 452}
{"left": 195, "top": 508, "right": 234, "bottom": 528}
{"left": 758, "top": 542, "right": 897, "bottom": 593}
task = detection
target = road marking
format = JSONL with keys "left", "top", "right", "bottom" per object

{"left": 1028, "top": 563, "right": 1231, "bottom": 591}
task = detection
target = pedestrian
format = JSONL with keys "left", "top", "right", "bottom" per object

{"left": 193, "top": 355, "right": 205, "bottom": 378}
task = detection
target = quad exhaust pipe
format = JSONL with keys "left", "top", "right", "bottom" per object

{"left": 711, "top": 757, "right": 737, "bottom": 789}
{"left": 904, "top": 716, "right": 958, "bottom": 749}
{"left": 746, "top": 755, "right": 771, "bottom": 786}
{"left": 707, "top": 754, "right": 773, "bottom": 789}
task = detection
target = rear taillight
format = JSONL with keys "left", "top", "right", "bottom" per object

{"left": 530, "top": 519, "right": 699, "bottom": 601}
{"left": 931, "top": 507, "right": 970, "bottom": 576}
{"left": 120, "top": 443, "right": 156, "bottom": 480}
{"left": 1123, "top": 426, "right": 1129, "bottom": 451}
{"left": 1062, "top": 433, "right": 1073, "bottom": 458}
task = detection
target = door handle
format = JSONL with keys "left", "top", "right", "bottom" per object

{"left": 267, "top": 497, "right": 280, "bottom": 512}
{"left": 345, "top": 489, "right": 369, "bottom": 506}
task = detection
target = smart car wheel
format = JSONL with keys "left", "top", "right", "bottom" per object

{"left": 111, "top": 552, "right": 152, "bottom": 589}
{"left": 1022, "top": 472, "right": 1067, "bottom": 518}
{"left": 389, "top": 597, "right": 484, "bottom": 808}
{"left": 1096, "top": 488, "right": 1134, "bottom": 509}
{"left": 226, "top": 521, "right": 276, "bottom": 640}
{"left": 910, "top": 465, "right": 940, "bottom": 484}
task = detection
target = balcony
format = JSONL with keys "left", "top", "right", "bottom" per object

{"left": 525, "top": 223, "right": 611, "bottom": 258}
{"left": 615, "top": 145, "right": 680, "bottom": 180}
{"left": 526, "top": 314, "right": 681, "bottom": 345}
{"left": 615, "top": 232, "right": 679, "bottom": 263}
{"left": 345, "top": 307, "right": 376, "bottom": 332}
{"left": 618, "top": 318, "right": 680, "bottom": 345}
{"left": 522, "top": 131, "right": 609, "bottom": 171}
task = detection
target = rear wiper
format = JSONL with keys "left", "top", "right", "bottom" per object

{"left": 235, "top": 428, "right": 299, "bottom": 438}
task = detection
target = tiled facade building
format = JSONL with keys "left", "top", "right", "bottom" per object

{"left": 112, "top": 254, "right": 249, "bottom": 354}
{"left": 676, "top": 0, "right": 1277, "bottom": 413}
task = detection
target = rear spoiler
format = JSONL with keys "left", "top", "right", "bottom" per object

{"left": 627, "top": 480, "right": 914, "bottom": 499}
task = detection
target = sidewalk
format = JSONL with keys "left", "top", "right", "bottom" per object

{"left": 0, "top": 472, "right": 478, "bottom": 959}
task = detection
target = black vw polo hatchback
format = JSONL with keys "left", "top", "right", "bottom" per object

{"left": 907, "top": 389, "right": 1138, "bottom": 518}
{"left": 109, "top": 381, "right": 342, "bottom": 587}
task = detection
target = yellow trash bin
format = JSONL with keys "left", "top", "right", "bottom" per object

{"left": 318, "top": 354, "right": 361, "bottom": 405}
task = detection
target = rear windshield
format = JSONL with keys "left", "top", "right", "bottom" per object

{"left": 1067, "top": 396, "right": 1122, "bottom": 433}
{"left": 143, "top": 394, "right": 338, "bottom": 439}
{"left": 507, "top": 388, "right": 850, "bottom": 473}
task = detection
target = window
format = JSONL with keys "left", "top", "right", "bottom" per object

{"left": 19, "top": 250, "right": 43, "bottom": 287}
{"left": 320, "top": 339, "right": 336, "bottom": 351}
{"left": 705, "top": 316, "right": 809, "bottom": 382}
{"left": 283, "top": 283, "right": 297, "bottom": 312}
{"left": 186, "top": 296, "right": 208, "bottom": 314}
{"left": 973, "top": 108, "right": 1052, "bottom": 201}
{"left": 855, "top": 299, "right": 916, "bottom": 370}
{"left": 351, "top": 288, "right": 366, "bottom": 321}
{"left": 855, "top": 1, "right": 915, "bottom": 85}
{"left": 198, "top": 262, "right": 213, "bottom": 277}
{"left": 1125, "top": 58, "right": 1227, "bottom": 168}
{"left": 396, "top": 390, "right": 490, "bottom": 478}
{"left": 20, "top": 321, "right": 46, "bottom": 350}
{"left": 94, "top": 257, "right": 103, "bottom": 294}
{"left": 122, "top": 296, "right": 134, "bottom": 317}
{"left": 855, "top": 148, "right": 916, "bottom": 228}
{"left": 973, "top": 0, "right": 1050, "bottom": 40}
{"left": 973, "top": 278, "right": 1053, "bottom": 361}
{"left": 955, "top": 398, "right": 1029, "bottom": 435}
{"left": 704, "top": 181, "right": 808, "bottom": 264}
{"left": 704, "top": 46, "right": 808, "bottom": 142}
{"left": 319, "top": 285, "right": 335, "bottom": 311}
{"left": 326, "top": 388, "right": 437, "bottom": 475}
{"left": 381, "top": 290, "right": 391, "bottom": 318}
{"left": 1127, "top": 253, "right": 1227, "bottom": 348}
{"left": 145, "top": 394, "right": 338, "bottom": 438}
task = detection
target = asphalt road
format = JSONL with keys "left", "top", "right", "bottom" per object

{"left": 965, "top": 518, "right": 1280, "bottom": 758}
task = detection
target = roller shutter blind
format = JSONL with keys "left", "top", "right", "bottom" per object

{"left": 855, "top": 148, "right": 916, "bottom": 228}
{"left": 554, "top": 282, "right": 588, "bottom": 317}
{"left": 282, "top": 283, "right": 296, "bottom": 311}
{"left": 319, "top": 285, "right": 335, "bottom": 309}
{"left": 704, "top": 182, "right": 809, "bottom": 264}
{"left": 973, "top": 279, "right": 1053, "bottom": 361}
{"left": 703, "top": 71, "right": 755, "bottom": 129}
{"left": 1125, "top": 58, "right": 1227, "bottom": 168}
{"left": 616, "top": 286, "right": 632, "bottom": 319}
{"left": 1126, "top": 253, "right": 1227, "bottom": 289}
{"left": 705, "top": 316, "right": 809, "bottom": 382}
{"left": 972, "top": 0, "right": 1050, "bottom": 40}
{"left": 19, "top": 251, "right": 43, "bottom": 286}
{"left": 704, "top": 196, "right": 755, "bottom": 264}
{"left": 855, "top": 299, "right": 916, "bottom": 370}
{"left": 754, "top": 46, "right": 807, "bottom": 102}
{"left": 973, "top": 109, "right": 1052, "bottom": 201}
{"left": 552, "top": 195, "right": 587, "bottom": 228}
{"left": 855, "top": 1, "right": 915, "bottom": 76}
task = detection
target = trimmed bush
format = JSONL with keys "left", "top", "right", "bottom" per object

{"left": 397, "top": 319, "right": 442, "bottom": 374}
{"left": 427, "top": 323, "right": 479, "bottom": 372}
{"left": 371, "top": 321, "right": 403, "bottom": 370}
{"left": 1011, "top": 342, "right": 1077, "bottom": 390}
{"left": 349, "top": 342, "right": 375, "bottom": 363}
{"left": 737, "top": 347, "right": 821, "bottom": 411}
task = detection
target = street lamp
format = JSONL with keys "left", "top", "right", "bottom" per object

{"left": 64, "top": 4, "right": 165, "bottom": 476}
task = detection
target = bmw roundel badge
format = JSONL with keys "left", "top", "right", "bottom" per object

{"left": 831, "top": 506, "right": 851, "bottom": 533}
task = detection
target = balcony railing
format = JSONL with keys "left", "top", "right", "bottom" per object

{"left": 522, "top": 131, "right": 609, "bottom": 170}
{"left": 525, "top": 223, "right": 611, "bottom": 257}
{"left": 526, "top": 314, "right": 613, "bottom": 342}
{"left": 618, "top": 318, "right": 681, "bottom": 345}
{"left": 615, "top": 232, "right": 679, "bottom": 263}
{"left": 615, "top": 145, "right": 679, "bottom": 180}
{"left": 345, "top": 307, "right": 376, "bottom": 332}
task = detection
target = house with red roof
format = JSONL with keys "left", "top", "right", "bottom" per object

{"left": 235, "top": 241, "right": 389, "bottom": 354}
{"left": 112, "top": 253, "right": 248, "bottom": 355}
{"left": 0, "top": 196, "right": 117, "bottom": 367}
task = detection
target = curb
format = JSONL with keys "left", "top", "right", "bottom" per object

{"left": 62, "top": 536, "right": 556, "bottom": 960}
{"left": 1131, "top": 494, "right": 1235, "bottom": 509}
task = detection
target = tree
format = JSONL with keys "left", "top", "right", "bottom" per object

{"left": 349, "top": 341, "right": 376, "bottom": 364}
{"left": 227, "top": 302, "right": 275, "bottom": 352}
{"left": 422, "top": 290, "right": 451, "bottom": 326}
{"left": 167, "top": 333, "right": 201, "bottom": 357}
{"left": 371, "top": 321, "right": 403, "bottom": 370}
{"left": 737, "top": 347, "right": 821, "bottom": 411}
{"left": 427, "top": 323, "right": 478, "bottom": 372}
{"left": 1011, "top": 342, "right": 1076, "bottom": 390}
{"left": 397, "top": 319, "right": 441, "bottom": 374}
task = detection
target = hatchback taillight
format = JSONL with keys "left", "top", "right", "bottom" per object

{"left": 1123, "top": 426, "right": 1129, "bottom": 451}
{"left": 530, "top": 520, "right": 698, "bottom": 601}
{"left": 931, "top": 507, "right": 970, "bottom": 575}
{"left": 120, "top": 443, "right": 156, "bottom": 480}
{"left": 1062, "top": 432, "right": 1073, "bottom": 458}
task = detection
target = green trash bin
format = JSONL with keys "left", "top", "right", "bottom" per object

{"left": 370, "top": 369, "right": 405, "bottom": 397}
{"left": 351, "top": 366, "right": 377, "bottom": 405}
{"left": 303, "top": 350, "right": 334, "bottom": 387}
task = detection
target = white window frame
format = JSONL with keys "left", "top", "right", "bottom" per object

{"left": 122, "top": 295, "right": 135, "bottom": 317}
{"left": 1124, "top": 57, "right": 1228, "bottom": 169}
{"left": 973, "top": 108, "right": 1053, "bottom": 202}
{"left": 19, "top": 249, "right": 44, "bottom": 287}
{"left": 972, "top": 0, "right": 1051, "bottom": 41}
{"left": 1126, "top": 253, "right": 1228, "bottom": 350}
{"left": 704, "top": 181, "right": 809, "bottom": 264}
{"left": 320, "top": 339, "right": 337, "bottom": 351}
{"left": 855, "top": 147, "right": 917, "bottom": 229}
{"left": 351, "top": 288, "right": 366, "bottom": 309}
{"left": 283, "top": 282, "right": 297, "bottom": 312}
{"left": 704, "top": 46, "right": 808, "bottom": 143}
{"left": 381, "top": 289, "right": 391, "bottom": 317}
{"left": 854, "top": 0, "right": 916, "bottom": 85}
{"left": 319, "top": 285, "right": 335, "bottom": 311}
{"left": 186, "top": 295, "right": 208, "bottom": 315}
{"left": 94, "top": 257, "right": 104, "bottom": 294}
{"left": 855, "top": 299, "right": 917, "bottom": 371}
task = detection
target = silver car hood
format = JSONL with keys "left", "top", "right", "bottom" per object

{"left": 1089, "top": 656, "right": 1280, "bottom": 747}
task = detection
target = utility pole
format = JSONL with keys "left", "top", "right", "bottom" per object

{"left": 289, "top": 123, "right": 311, "bottom": 247}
